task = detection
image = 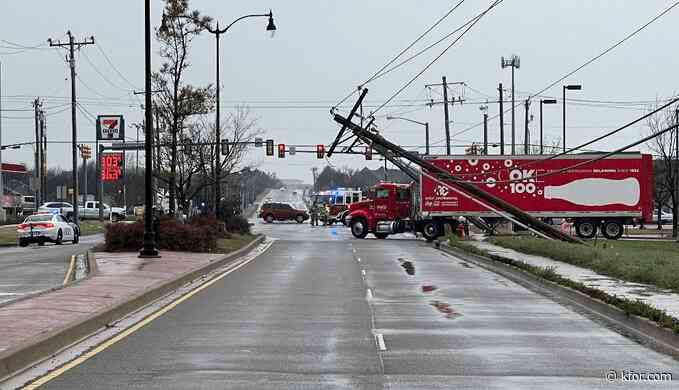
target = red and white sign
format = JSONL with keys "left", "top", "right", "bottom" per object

{"left": 101, "top": 152, "right": 124, "bottom": 182}
{"left": 420, "top": 154, "right": 654, "bottom": 222}
{"left": 97, "top": 115, "right": 125, "bottom": 141}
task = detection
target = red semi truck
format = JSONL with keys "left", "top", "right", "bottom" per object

{"left": 346, "top": 153, "right": 654, "bottom": 241}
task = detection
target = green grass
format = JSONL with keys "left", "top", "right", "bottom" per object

{"left": 216, "top": 234, "right": 257, "bottom": 253}
{"left": 79, "top": 221, "right": 108, "bottom": 236}
{"left": 489, "top": 236, "right": 679, "bottom": 293}
{"left": 445, "top": 234, "right": 679, "bottom": 334}
{"left": 0, "top": 228, "right": 16, "bottom": 246}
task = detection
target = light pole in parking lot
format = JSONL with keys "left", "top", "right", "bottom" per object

{"left": 562, "top": 84, "right": 582, "bottom": 152}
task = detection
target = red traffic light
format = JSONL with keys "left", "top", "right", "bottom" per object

{"left": 316, "top": 144, "right": 325, "bottom": 159}
{"left": 278, "top": 143, "right": 286, "bottom": 158}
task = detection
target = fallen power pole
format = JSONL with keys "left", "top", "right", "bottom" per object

{"left": 329, "top": 89, "right": 582, "bottom": 244}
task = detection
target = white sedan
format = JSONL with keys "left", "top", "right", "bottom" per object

{"left": 17, "top": 213, "right": 80, "bottom": 247}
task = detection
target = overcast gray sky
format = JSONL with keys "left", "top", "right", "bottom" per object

{"left": 1, "top": 0, "right": 678, "bottom": 183}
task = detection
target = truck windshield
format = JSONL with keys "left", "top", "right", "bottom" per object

{"left": 376, "top": 189, "right": 390, "bottom": 199}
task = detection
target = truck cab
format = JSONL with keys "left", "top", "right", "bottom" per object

{"left": 346, "top": 182, "right": 422, "bottom": 239}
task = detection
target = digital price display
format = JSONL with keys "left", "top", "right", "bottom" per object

{"left": 101, "top": 152, "right": 124, "bottom": 182}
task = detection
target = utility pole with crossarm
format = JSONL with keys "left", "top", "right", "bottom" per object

{"left": 49, "top": 31, "right": 95, "bottom": 224}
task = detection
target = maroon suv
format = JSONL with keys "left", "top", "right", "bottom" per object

{"left": 259, "top": 202, "right": 309, "bottom": 223}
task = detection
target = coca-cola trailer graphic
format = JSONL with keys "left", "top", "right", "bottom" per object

{"left": 420, "top": 153, "right": 654, "bottom": 239}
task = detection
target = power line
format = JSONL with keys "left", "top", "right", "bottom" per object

{"left": 333, "top": 0, "right": 467, "bottom": 108}
{"left": 95, "top": 42, "right": 140, "bottom": 90}
{"left": 372, "top": 0, "right": 504, "bottom": 116}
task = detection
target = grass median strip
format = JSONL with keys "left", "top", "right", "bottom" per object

{"left": 0, "top": 228, "right": 16, "bottom": 246}
{"left": 488, "top": 236, "right": 679, "bottom": 293}
{"left": 446, "top": 235, "right": 679, "bottom": 334}
{"left": 216, "top": 234, "right": 257, "bottom": 253}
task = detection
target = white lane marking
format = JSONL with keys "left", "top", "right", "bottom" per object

{"left": 374, "top": 333, "right": 387, "bottom": 351}
{"left": 361, "top": 269, "right": 366, "bottom": 278}
{"left": 357, "top": 257, "right": 361, "bottom": 263}
{"left": 366, "top": 288, "right": 373, "bottom": 299}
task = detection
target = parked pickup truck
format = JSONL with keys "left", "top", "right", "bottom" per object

{"left": 39, "top": 201, "right": 126, "bottom": 221}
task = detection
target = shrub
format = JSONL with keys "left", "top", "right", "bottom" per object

{"left": 189, "top": 214, "right": 227, "bottom": 236}
{"left": 105, "top": 217, "right": 220, "bottom": 252}
{"left": 104, "top": 221, "right": 144, "bottom": 251}
{"left": 224, "top": 215, "right": 251, "bottom": 234}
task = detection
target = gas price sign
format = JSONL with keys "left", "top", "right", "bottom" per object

{"left": 101, "top": 152, "right": 124, "bottom": 182}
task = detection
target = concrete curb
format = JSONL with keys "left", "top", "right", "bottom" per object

{"left": 0, "top": 234, "right": 266, "bottom": 381}
{"left": 438, "top": 243, "right": 679, "bottom": 360}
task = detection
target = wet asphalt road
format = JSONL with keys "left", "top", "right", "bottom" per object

{"left": 0, "top": 234, "right": 103, "bottom": 305}
{"left": 42, "top": 189, "right": 678, "bottom": 389}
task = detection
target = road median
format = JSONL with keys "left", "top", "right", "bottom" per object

{"left": 0, "top": 234, "right": 265, "bottom": 381}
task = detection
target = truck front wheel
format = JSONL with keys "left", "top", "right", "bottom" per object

{"left": 602, "top": 220, "right": 623, "bottom": 240}
{"left": 422, "top": 221, "right": 440, "bottom": 242}
{"left": 574, "top": 220, "right": 597, "bottom": 239}
{"left": 351, "top": 218, "right": 369, "bottom": 239}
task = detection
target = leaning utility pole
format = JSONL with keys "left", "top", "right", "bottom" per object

{"left": 49, "top": 31, "right": 95, "bottom": 224}
{"left": 0, "top": 62, "right": 3, "bottom": 223}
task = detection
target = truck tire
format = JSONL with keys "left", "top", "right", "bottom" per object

{"left": 422, "top": 221, "right": 440, "bottom": 242}
{"left": 374, "top": 232, "right": 388, "bottom": 239}
{"left": 602, "top": 220, "right": 623, "bottom": 240}
{"left": 19, "top": 239, "right": 28, "bottom": 247}
{"left": 574, "top": 220, "right": 597, "bottom": 239}
{"left": 350, "top": 218, "right": 369, "bottom": 239}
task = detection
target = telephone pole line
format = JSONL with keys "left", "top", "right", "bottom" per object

{"left": 498, "top": 83, "right": 504, "bottom": 155}
{"left": 426, "top": 79, "right": 465, "bottom": 156}
{"left": 33, "top": 98, "right": 42, "bottom": 207}
{"left": 49, "top": 31, "right": 95, "bottom": 224}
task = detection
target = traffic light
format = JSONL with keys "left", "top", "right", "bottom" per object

{"left": 278, "top": 143, "right": 286, "bottom": 158}
{"left": 254, "top": 137, "right": 263, "bottom": 147}
{"left": 316, "top": 144, "right": 325, "bottom": 159}
{"left": 221, "top": 139, "right": 230, "bottom": 155}
{"left": 80, "top": 144, "right": 92, "bottom": 160}
{"left": 266, "top": 139, "right": 274, "bottom": 156}
{"left": 365, "top": 146, "right": 372, "bottom": 160}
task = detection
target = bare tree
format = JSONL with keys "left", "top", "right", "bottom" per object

{"left": 153, "top": 0, "right": 213, "bottom": 215}
{"left": 646, "top": 99, "right": 678, "bottom": 237}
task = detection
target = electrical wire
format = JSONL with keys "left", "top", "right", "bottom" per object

{"left": 333, "top": 0, "right": 467, "bottom": 109}
{"left": 95, "top": 43, "right": 140, "bottom": 90}
{"left": 371, "top": 0, "right": 504, "bottom": 116}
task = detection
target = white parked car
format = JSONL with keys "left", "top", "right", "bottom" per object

{"left": 37, "top": 201, "right": 73, "bottom": 215}
{"left": 17, "top": 213, "right": 80, "bottom": 247}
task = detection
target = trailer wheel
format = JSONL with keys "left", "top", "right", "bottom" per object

{"left": 422, "top": 221, "right": 440, "bottom": 242}
{"left": 602, "top": 221, "right": 623, "bottom": 240}
{"left": 574, "top": 220, "right": 597, "bottom": 239}
{"left": 351, "top": 218, "right": 369, "bottom": 239}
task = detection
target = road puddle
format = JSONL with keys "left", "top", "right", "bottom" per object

{"left": 397, "top": 258, "right": 415, "bottom": 275}
{"left": 430, "top": 300, "right": 462, "bottom": 319}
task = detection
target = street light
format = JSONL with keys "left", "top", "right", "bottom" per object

{"left": 540, "top": 99, "right": 557, "bottom": 154}
{"left": 501, "top": 54, "right": 520, "bottom": 155}
{"left": 562, "top": 84, "right": 582, "bottom": 152}
{"left": 206, "top": 10, "right": 276, "bottom": 218}
{"left": 386, "top": 116, "right": 429, "bottom": 155}
{"left": 140, "top": 0, "right": 159, "bottom": 257}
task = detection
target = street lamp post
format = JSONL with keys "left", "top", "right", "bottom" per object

{"left": 139, "top": 0, "right": 159, "bottom": 258}
{"left": 501, "top": 55, "right": 520, "bottom": 155}
{"left": 206, "top": 11, "right": 275, "bottom": 218}
{"left": 562, "top": 84, "right": 582, "bottom": 152}
{"left": 540, "top": 99, "right": 557, "bottom": 154}
{"left": 386, "top": 116, "right": 429, "bottom": 155}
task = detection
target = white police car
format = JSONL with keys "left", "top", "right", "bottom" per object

{"left": 16, "top": 213, "right": 80, "bottom": 247}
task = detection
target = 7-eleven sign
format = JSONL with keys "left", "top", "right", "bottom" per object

{"left": 96, "top": 115, "right": 125, "bottom": 141}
